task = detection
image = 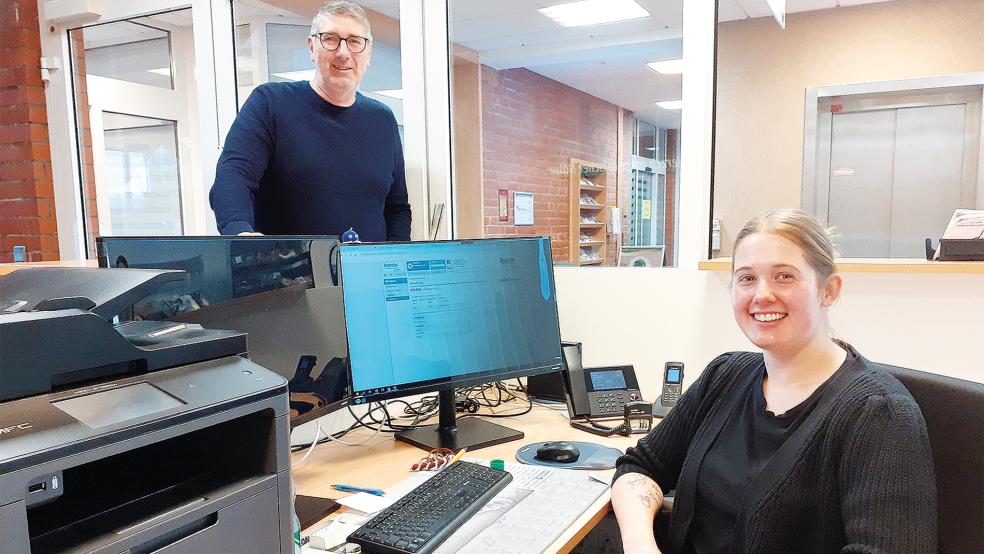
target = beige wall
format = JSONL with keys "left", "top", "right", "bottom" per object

{"left": 554, "top": 267, "right": 984, "bottom": 399}
{"left": 713, "top": 0, "right": 984, "bottom": 255}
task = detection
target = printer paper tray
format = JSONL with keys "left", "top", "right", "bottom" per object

{"left": 31, "top": 472, "right": 280, "bottom": 553}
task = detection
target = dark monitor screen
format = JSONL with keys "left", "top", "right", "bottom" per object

{"left": 96, "top": 236, "right": 351, "bottom": 427}
{"left": 341, "top": 237, "right": 563, "bottom": 404}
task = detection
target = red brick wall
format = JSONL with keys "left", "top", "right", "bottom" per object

{"left": 0, "top": 0, "right": 59, "bottom": 261}
{"left": 480, "top": 66, "right": 620, "bottom": 265}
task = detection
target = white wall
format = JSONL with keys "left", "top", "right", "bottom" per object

{"left": 554, "top": 267, "right": 984, "bottom": 398}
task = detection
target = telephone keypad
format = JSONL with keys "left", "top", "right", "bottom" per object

{"left": 590, "top": 390, "right": 639, "bottom": 415}
{"left": 662, "top": 384, "right": 681, "bottom": 404}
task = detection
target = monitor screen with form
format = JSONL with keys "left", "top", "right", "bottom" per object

{"left": 340, "top": 237, "right": 563, "bottom": 450}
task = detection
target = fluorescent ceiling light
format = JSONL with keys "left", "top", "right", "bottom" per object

{"left": 646, "top": 59, "right": 684, "bottom": 75}
{"left": 538, "top": 0, "right": 649, "bottom": 28}
{"left": 371, "top": 89, "right": 404, "bottom": 100}
{"left": 271, "top": 69, "right": 315, "bottom": 81}
{"left": 655, "top": 100, "right": 683, "bottom": 110}
{"left": 766, "top": 0, "right": 786, "bottom": 29}
{"left": 146, "top": 67, "right": 171, "bottom": 76}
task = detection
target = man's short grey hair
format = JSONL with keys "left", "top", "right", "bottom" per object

{"left": 310, "top": 1, "right": 372, "bottom": 38}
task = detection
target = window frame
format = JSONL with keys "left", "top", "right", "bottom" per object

{"left": 41, "top": 0, "right": 231, "bottom": 259}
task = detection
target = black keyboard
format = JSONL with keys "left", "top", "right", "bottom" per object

{"left": 347, "top": 461, "right": 513, "bottom": 554}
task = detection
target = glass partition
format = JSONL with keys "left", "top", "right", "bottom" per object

{"left": 448, "top": 0, "right": 683, "bottom": 267}
{"left": 713, "top": 0, "right": 984, "bottom": 258}
{"left": 232, "top": 0, "right": 404, "bottom": 138}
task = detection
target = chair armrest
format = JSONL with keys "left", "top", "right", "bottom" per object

{"left": 660, "top": 494, "right": 674, "bottom": 515}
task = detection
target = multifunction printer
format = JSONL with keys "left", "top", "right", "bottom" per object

{"left": 0, "top": 267, "right": 293, "bottom": 553}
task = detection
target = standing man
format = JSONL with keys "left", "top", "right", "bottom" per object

{"left": 210, "top": 1, "right": 411, "bottom": 241}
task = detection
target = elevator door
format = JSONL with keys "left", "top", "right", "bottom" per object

{"left": 827, "top": 104, "right": 966, "bottom": 257}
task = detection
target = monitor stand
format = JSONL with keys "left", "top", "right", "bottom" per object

{"left": 395, "top": 389, "right": 524, "bottom": 451}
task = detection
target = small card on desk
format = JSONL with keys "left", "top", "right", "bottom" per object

{"left": 334, "top": 492, "right": 392, "bottom": 515}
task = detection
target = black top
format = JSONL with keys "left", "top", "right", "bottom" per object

{"left": 614, "top": 344, "right": 937, "bottom": 553}
{"left": 689, "top": 349, "right": 856, "bottom": 553}
{"left": 209, "top": 81, "right": 412, "bottom": 241}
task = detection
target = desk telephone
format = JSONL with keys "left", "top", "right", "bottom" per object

{"left": 564, "top": 361, "right": 651, "bottom": 437}
{"left": 566, "top": 364, "right": 643, "bottom": 419}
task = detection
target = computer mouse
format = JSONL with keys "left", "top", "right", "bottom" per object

{"left": 535, "top": 441, "right": 581, "bottom": 463}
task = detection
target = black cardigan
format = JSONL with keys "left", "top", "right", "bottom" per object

{"left": 614, "top": 347, "right": 937, "bottom": 553}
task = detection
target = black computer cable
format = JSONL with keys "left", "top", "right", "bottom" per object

{"left": 460, "top": 379, "right": 533, "bottom": 419}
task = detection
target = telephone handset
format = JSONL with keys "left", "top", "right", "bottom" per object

{"left": 653, "top": 362, "right": 685, "bottom": 418}
{"left": 569, "top": 400, "right": 653, "bottom": 437}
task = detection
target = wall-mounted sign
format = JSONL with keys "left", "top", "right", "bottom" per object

{"left": 498, "top": 189, "right": 509, "bottom": 221}
{"left": 514, "top": 192, "right": 534, "bottom": 226}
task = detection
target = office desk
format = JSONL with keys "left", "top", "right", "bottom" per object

{"left": 291, "top": 403, "right": 639, "bottom": 553}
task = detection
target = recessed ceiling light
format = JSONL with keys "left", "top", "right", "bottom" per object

{"left": 655, "top": 100, "right": 683, "bottom": 110}
{"left": 538, "top": 0, "right": 650, "bottom": 28}
{"left": 371, "top": 89, "right": 404, "bottom": 100}
{"left": 645, "top": 59, "right": 683, "bottom": 75}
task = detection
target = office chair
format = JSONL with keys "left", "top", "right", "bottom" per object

{"left": 653, "top": 367, "right": 984, "bottom": 553}
{"left": 886, "top": 365, "right": 984, "bottom": 554}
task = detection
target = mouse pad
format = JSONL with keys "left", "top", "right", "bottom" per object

{"left": 515, "top": 441, "right": 623, "bottom": 470}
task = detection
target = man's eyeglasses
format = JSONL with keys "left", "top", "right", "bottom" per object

{"left": 311, "top": 32, "right": 371, "bottom": 53}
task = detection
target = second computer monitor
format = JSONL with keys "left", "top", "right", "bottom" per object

{"left": 97, "top": 235, "right": 350, "bottom": 429}
{"left": 340, "top": 237, "right": 563, "bottom": 450}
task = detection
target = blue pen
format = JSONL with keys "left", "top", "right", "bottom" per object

{"left": 333, "top": 484, "right": 385, "bottom": 496}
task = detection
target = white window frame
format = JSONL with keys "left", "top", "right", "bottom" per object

{"left": 40, "top": 0, "right": 232, "bottom": 259}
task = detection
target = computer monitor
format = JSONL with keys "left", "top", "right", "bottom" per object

{"left": 96, "top": 236, "right": 351, "bottom": 428}
{"left": 340, "top": 237, "right": 564, "bottom": 451}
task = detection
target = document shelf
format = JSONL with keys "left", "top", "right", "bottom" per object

{"left": 24, "top": 409, "right": 287, "bottom": 553}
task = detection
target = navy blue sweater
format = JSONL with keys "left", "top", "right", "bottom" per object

{"left": 210, "top": 81, "right": 411, "bottom": 241}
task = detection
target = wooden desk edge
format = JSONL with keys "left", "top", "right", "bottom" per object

{"left": 0, "top": 259, "right": 97, "bottom": 275}
{"left": 554, "top": 493, "right": 613, "bottom": 553}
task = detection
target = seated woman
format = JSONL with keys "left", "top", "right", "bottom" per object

{"left": 611, "top": 209, "right": 937, "bottom": 553}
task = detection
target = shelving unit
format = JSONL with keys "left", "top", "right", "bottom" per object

{"left": 569, "top": 158, "right": 609, "bottom": 265}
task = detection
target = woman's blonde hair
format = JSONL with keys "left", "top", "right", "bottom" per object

{"left": 732, "top": 209, "right": 837, "bottom": 284}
